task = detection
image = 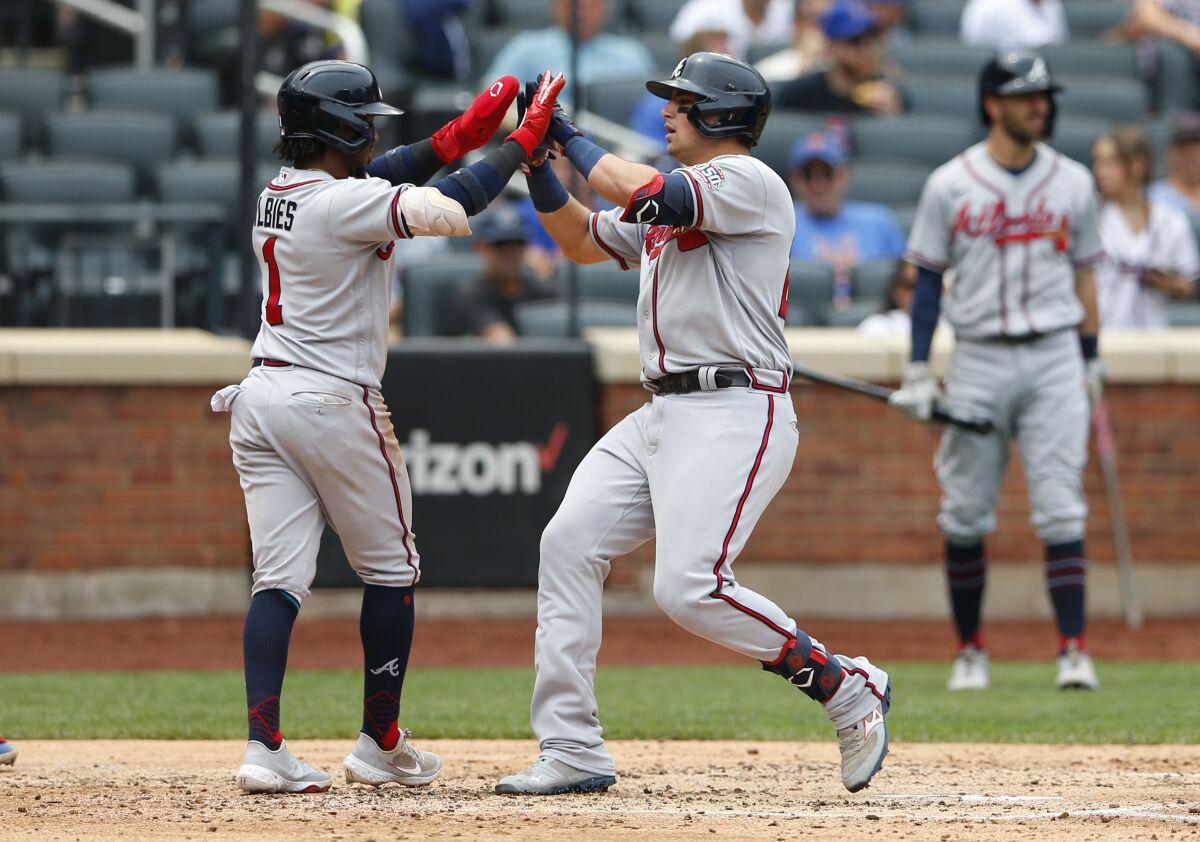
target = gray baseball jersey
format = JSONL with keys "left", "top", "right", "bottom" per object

{"left": 905, "top": 142, "right": 1103, "bottom": 338}
{"left": 588, "top": 154, "right": 795, "bottom": 388}
{"left": 250, "top": 167, "right": 414, "bottom": 389}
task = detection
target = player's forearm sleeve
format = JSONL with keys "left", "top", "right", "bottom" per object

{"left": 431, "top": 139, "right": 525, "bottom": 216}
{"left": 525, "top": 161, "right": 570, "bottom": 213}
{"left": 366, "top": 139, "right": 444, "bottom": 187}
{"left": 910, "top": 266, "right": 943, "bottom": 363}
{"left": 562, "top": 135, "right": 608, "bottom": 180}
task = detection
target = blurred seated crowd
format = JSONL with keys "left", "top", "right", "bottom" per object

{"left": 2, "top": 0, "right": 1200, "bottom": 336}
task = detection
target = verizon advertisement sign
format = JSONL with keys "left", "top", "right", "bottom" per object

{"left": 315, "top": 341, "right": 596, "bottom": 588}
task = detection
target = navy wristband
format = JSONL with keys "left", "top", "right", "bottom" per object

{"left": 526, "top": 162, "right": 570, "bottom": 213}
{"left": 563, "top": 134, "right": 608, "bottom": 180}
{"left": 1080, "top": 335, "right": 1098, "bottom": 360}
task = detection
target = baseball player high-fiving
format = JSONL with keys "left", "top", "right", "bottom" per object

{"left": 210, "top": 60, "right": 565, "bottom": 793}
{"left": 893, "top": 50, "right": 1103, "bottom": 692}
{"left": 496, "top": 53, "right": 891, "bottom": 797}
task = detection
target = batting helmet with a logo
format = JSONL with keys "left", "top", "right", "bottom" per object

{"left": 645, "top": 52, "right": 772, "bottom": 147}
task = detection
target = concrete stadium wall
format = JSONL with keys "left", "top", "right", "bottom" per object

{"left": 1, "top": 328, "right": 1198, "bottom": 620}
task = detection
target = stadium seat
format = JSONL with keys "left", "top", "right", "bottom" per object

{"left": 1166, "top": 300, "right": 1200, "bottom": 325}
{"left": 1062, "top": 0, "right": 1130, "bottom": 38}
{"left": 1056, "top": 77, "right": 1149, "bottom": 122}
{"left": 45, "top": 111, "right": 178, "bottom": 195}
{"left": 753, "top": 110, "right": 833, "bottom": 180}
{"left": 495, "top": 0, "right": 555, "bottom": 29}
{"left": 1041, "top": 42, "right": 1138, "bottom": 80}
{"left": 852, "top": 114, "right": 978, "bottom": 168}
{"left": 852, "top": 259, "right": 899, "bottom": 304}
{"left": 0, "top": 67, "right": 66, "bottom": 146}
{"left": 403, "top": 255, "right": 483, "bottom": 337}
{"left": 3, "top": 157, "right": 135, "bottom": 204}
{"left": 638, "top": 33, "right": 686, "bottom": 74}
{"left": 628, "top": 0, "right": 688, "bottom": 31}
{"left": 0, "top": 114, "right": 20, "bottom": 162}
{"left": 1154, "top": 43, "right": 1199, "bottom": 115}
{"left": 471, "top": 28, "right": 525, "bottom": 81}
{"left": 585, "top": 78, "right": 646, "bottom": 126}
{"left": 903, "top": 75, "right": 978, "bottom": 117}
{"left": 86, "top": 67, "right": 219, "bottom": 128}
{"left": 1145, "top": 116, "right": 1173, "bottom": 180}
{"left": 787, "top": 259, "right": 834, "bottom": 326}
{"left": 846, "top": 161, "right": 931, "bottom": 206}
{"left": 513, "top": 299, "right": 638, "bottom": 336}
{"left": 888, "top": 39, "right": 992, "bottom": 77}
{"left": 1051, "top": 116, "right": 1110, "bottom": 167}
{"left": 193, "top": 111, "right": 284, "bottom": 162}
{"left": 558, "top": 260, "right": 640, "bottom": 304}
{"left": 893, "top": 203, "right": 919, "bottom": 237}
{"left": 822, "top": 299, "right": 880, "bottom": 328}
{"left": 359, "top": 0, "right": 413, "bottom": 95}
{"left": 910, "top": 0, "right": 966, "bottom": 36}
{"left": 156, "top": 159, "right": 278, "bottom": 220}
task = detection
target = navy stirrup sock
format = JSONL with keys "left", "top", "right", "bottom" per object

{"left": 243, "top": 589, "right": 300, "bottom": 749}
{"left": 360, "top": 584, "right": 415, "bottom": 750}
{"left": 946, "top": 540, "right": 986, "bottom": 648}
{"left": 1045, "top": 539, "right": 1087, "bottom": 648}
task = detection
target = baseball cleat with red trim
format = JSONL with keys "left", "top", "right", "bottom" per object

{"left": 495, "top": 757, "right": 617, "bottom": 795}
{"left": 823, "top": 655, "right": 891, "bottom": 793}
{"left": 235, "top": 740, "right": 332, "bottom": 794}
{"left": 343, "top": 730, "right": 442, "bottom": 787}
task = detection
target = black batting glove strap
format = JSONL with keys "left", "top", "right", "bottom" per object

{"left": 763, "top": 642, "right": 845, "bottom": 703}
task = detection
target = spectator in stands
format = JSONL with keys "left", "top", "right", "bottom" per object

{"left": 483, "top": 0, "right": 653, "bottom": 97}
{"left": 1114, "top": 0, "right": 1200, "bottom": 56}
{"left": 449, "top": 203, "right": 558, "bottom": 342}
{"left": 1150, "top": 112, "right": 1200, "bottom": 214}
{"left": 789, "top": 132, "right": 907, "bottom": 304}
{"left": 1093, "top": 126, "right": 1198, "bottom": 329}
{"left": 756, "top": 0, "right": 832, "bottom": 82}
{"left": 631, "top": 30, "right": 734, "bottom": 152}
{"left": 775, "top": 0, "right": 906, "bottom": 116}
{"left": 669, "top": 0, "right": 794, "bottom": 62}
{"left": 866, "top": 0, "right": 913, "bottom": 45}
{"left": 399, "top": 0, "right": 471, "bottom": 80}
{"left": 857, "top": 261, "right": 917, "bottom": 335}
{"left": 960, "top": 0, "right": 1068, "bottom": 51}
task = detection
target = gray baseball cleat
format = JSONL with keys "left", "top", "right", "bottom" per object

{"left": 947, "top": 645, "right": 990, "bottom": 691}
{"left": 343, "top": 730, "right": 442, "bottom": 787}
{"left": 235, "top": 740, "right": 332, "bottom": 794}
{"left": 836, "top": 682, "right": 891, "bottom": 793}
{"left": 495, "top": 757, "right": 617, "bottom": 795}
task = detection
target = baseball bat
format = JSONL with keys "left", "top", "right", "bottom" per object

{"left": 1092, "top": 397, "right": 1143, "bottom": 629}
{"left": 791, "top": 362, "right": 995, "bottom": 434}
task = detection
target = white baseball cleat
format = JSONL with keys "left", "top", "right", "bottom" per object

{"left": 343, "top": 730, "right": 442, "bottom": 787}
{"left": 1056, "top": 642, "right": 1099, "bottom": 690}
{"left": 947, "top": 645, "right": 990, "bottom": 691}
{"left": 495, "top": 757, "right": 617, "bottom": 795}
{"left": 235, "top": 740, "right": 332, "bottom": 794}
{"left": 835, "top": 681, "right": 891, "bottom": 793}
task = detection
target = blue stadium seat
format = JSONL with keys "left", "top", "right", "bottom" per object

{"left": 86, "top": 67, "right": 219, "bottom": 128}
{"left": 1062, "top": 0, "right": 1130, "bottom": 38}
{"left": 893, "top": 203, "right": 919, "bottom": 237}
{"left": 852, "top": 259, "right": 899, "bottom": 304}
{"left": 471, "top": 27, "right": 525, "bottom": 81}
{"left": 1041, "top": 42, "right": 1138, "bottom": 79}
{"left": 888, "top": 39, "right": 992, "bottom": 77}
{"left": 903, "top": 75, "right": 978, "bottom": 117}
{"left": 359, "top": 0, "right": 413, "bottom": 94}
{"left": 787, "top": 259, "right": 835, "bottom": 326}
{"left": 0, "top": 67, "right": 66, "bottom": 146}
{"left": 45, "top": 111, "right": 178, "bottom": 195}
{"left": 0, "top": 113, "right": 20, "bottom": 162}
{"left": 1051, "top": 116, "right": 1110, "bottom": 167}
{"left": 852, "top": 114, "right": 979, "bottom": 168}
{"left": 193, "top": 110, "right": 282, "bottom": 161}
{"left": 156, "top": 159, "right": 279, "bottom": 219}
{"left": 558, "top": 259, "right": 640, "bottom": 304}
{"left": 1154, "top": 43, "right": 1199, "bottom": 114}
{"left": 846, "top": 161, "right": 932, "bottom": 206}
{"left": 403, "top": 255, "right": 483, "bottom": 337}
{"left": 910, "top": 0, "right": 966, "bottom": 36}
{"left": 586, "top": 78, "right": 646, "bottom": 126}
{"left": 495, "top": 0, "right": 555, "bottom": 29}
{"left": 513, "top": 299, "right": 638, "bottom": 336}
{"left": 1056, "top": 77, "right": 1149, "bottom": 122}
{"left": 629, "top": 0, "right": 688, "bottom": 31}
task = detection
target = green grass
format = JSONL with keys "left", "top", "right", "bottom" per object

{"left": 2, "top": 663, "right": 1197, "bottom": 743}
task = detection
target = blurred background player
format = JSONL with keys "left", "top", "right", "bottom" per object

{"left": 215, "top": 61, "right": 563, "bottom": 794}
{"left": 1092, "top": 125, "right": 1199, "bottom": 328}
{"left": 892, "top": 50, "right": 1103, "bottom": 692}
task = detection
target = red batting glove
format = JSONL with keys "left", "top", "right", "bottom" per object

{"left": 430, "top": 75, "right": 520, "bottom": 163}
{"left": 507, "top": 71, "right": 566, "bottom": 157}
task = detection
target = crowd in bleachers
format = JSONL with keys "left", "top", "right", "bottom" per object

{"left": 3, "top": 0, "right": 1200, "bottom": 333}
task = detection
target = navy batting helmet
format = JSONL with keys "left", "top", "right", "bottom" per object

{"left": 277, "top": 60, "right": 403, "bottom": 154}
{"left": 978, "top": 49, "right": 1063, "bottom": 137}
{"left": 645, "top": 52, "right": 771, "bottom": 147}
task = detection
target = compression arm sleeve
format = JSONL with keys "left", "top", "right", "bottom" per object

{"left": 910, "top": 265, "right": 943, "bottom": 363}
{"left": 428, "top": 140, "right": 525, "bottom": 216}
{"left": 366, "top": 139, "right": 444, "bottom": 187}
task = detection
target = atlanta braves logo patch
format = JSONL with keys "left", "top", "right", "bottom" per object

{"left": 692, "top": 163, "right": 725, "bottom": 192}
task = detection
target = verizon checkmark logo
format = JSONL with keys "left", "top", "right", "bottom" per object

{"left": 404, "top": 423, "right": 572, "bottom": 496}
{"left": 537, "top": 422, "right": 569, "bottom": 472}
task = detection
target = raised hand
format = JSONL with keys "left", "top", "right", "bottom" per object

{"left": 508, "top": 71, "right": 567, "bottom": 156}
{"left": 431, "top": 75, "right": 519, "bottom": 163}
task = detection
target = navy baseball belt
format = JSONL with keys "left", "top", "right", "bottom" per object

{"left": 653, "top": 367, "right": 752, "bottom": 395}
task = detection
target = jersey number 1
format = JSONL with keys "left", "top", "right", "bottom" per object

{"left": 262, "top": 236, "right": 283, "bottom": 325}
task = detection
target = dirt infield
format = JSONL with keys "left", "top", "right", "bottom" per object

{"left": 2, "top": 740, "right": 1198, "bottom": 841}
{"left": 3, "top": 617, "right": 1200, "bottom": 672}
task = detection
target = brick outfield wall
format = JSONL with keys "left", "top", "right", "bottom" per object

{"left": 0, "top": 383, "right": 1196, "bottom": 576}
